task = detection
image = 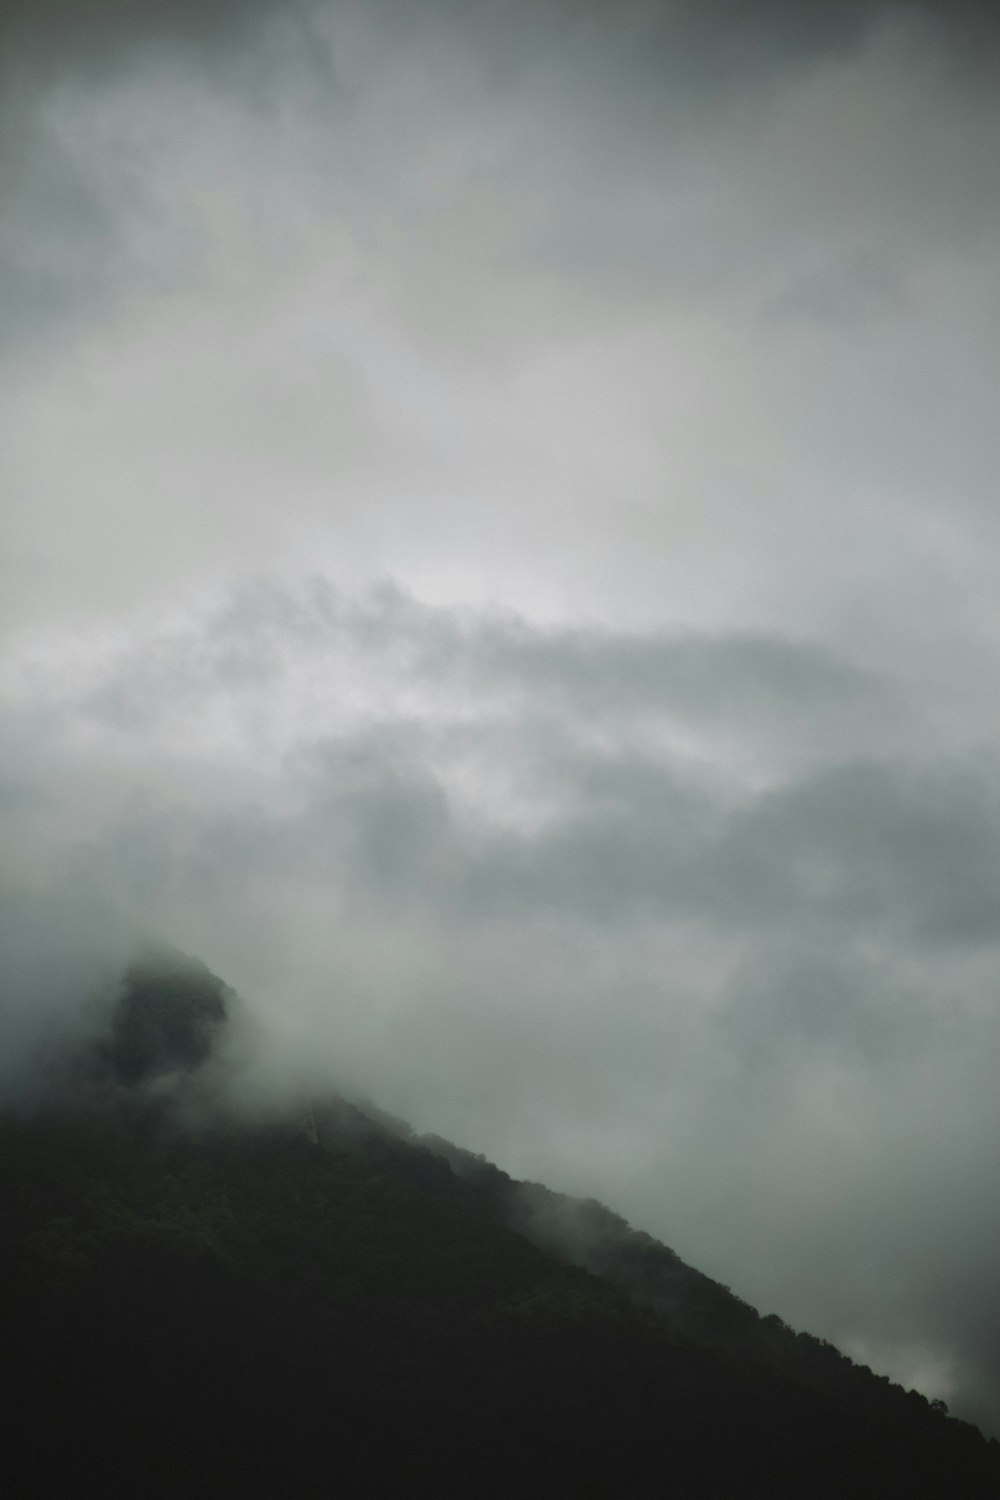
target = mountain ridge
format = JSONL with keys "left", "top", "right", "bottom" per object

{"left": 3, "top": 953, "right": 997, "bottom": 1497}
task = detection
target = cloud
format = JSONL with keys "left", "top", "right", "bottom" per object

{"left": 3, "top": 0, "right": 1000, "bottom": 1445}
{"left": 0, "top": 0, "right": 290, "bottom": 85}
{"left": 4, "top": 582, "right": 1000, "bottom": 1428}
{"left": 3, "top": 0, "right": 999, "bottom": 659}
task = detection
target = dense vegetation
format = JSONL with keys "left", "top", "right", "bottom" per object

{"left": 3, "top": 956, "right": 998, "bottom": 1497}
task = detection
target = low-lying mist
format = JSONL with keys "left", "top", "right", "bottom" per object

{"left": 4, "top": 580, "right": 1000, "bottom": 1434}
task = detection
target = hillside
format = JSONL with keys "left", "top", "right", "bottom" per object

{"left": 2, "top": 955, "right": 998, "bottom": 1498}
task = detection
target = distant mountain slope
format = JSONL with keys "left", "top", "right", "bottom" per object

{"left": 2, "top": 955, "right": 998, "bottom": 1498}
{"left": 422, "top": 1134, "right": 977, "bottom": 1435}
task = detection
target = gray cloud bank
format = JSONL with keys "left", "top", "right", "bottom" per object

{"left": 4, "top": 581, "right": 1000, "bottom": 1432}
{"left": 4, "top": 0, "right": 1000, "bottom": 658}
{"left": 3, "top": 0, "right": 1000, "bottom": 1446}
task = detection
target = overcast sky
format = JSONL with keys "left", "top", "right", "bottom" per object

{"left": 4, "top": 0, "right": 1000, "bottom": 1433}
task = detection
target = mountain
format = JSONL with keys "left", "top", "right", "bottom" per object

{"left": 3, "top": 955, "right": 998, "bottom": 1498}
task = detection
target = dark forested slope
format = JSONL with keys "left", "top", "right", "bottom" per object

{"left": 2, "top": 955, "right": 998, "bottom": 1498}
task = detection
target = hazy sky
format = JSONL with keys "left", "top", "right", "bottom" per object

{"left": 4, "top": 0, "right": 1000, "bottom": 1432}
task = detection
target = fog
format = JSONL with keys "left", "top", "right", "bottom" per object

{"left": 3, "top": 0, "right": 1000, "bottom": 1434}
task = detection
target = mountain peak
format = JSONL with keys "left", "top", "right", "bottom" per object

{"left": 99, "top": 949, "right": 230, "bottom": 1087}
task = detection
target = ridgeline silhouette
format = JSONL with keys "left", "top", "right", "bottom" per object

{"left": 3, "top": 953, "right": 997, "bottom": 1497}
